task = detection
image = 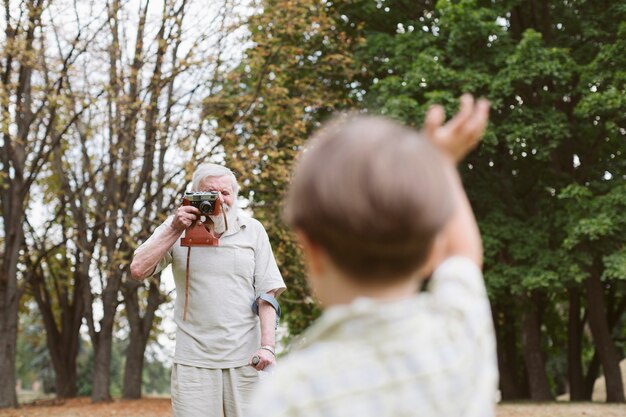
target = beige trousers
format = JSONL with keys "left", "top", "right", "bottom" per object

{"left": 171, "top": 363, "right": 260, "bottom": 417}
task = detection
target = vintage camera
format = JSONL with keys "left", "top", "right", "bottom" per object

{"left": 183, "top": 191, "right": 219, "bottom": 215}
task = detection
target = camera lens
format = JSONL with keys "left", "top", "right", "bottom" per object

{"left": 199, "top": 201, "right": 213, "bottom": 214}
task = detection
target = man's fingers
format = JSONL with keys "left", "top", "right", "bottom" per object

{"left": 178, "top": 213, "right": 197, "bottom": 224}
{"left": 424, "top": 105, "right": 445, "bottom": 139}
{"left": 179, "top": 205, "right": 201, "bottom": 216}
{"left": 174, "top": 208, "right": 200, "bottom": 230}
{"left": 177, "top": 206, "right": 200, "bottom": 220}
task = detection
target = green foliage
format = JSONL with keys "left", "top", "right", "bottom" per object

{"left": 76, "top": 340, "right": 94, "bottom": 397}
{"left": 350, "top": 0, "right": 626, "bottom": 399}
{"left": 206, "top": 0, "right": 362, "bottom": 336}
{"left": 603, "top": 248, "right": 626, "bottom": 282}
{"left": 75, "top": 338, "right": 128, "bottom": 397}
{"left": 75, "top": 336, "right": 170, "bottom": 397}
{"left": 142, "top": 354, "right": 171, "bottom": 395}
{"left": 16, "top": 307, "right": 55, "bottom": 393}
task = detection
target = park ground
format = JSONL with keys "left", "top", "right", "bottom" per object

{"left": 0, "top": 398, "right": 625, "bottom": 417}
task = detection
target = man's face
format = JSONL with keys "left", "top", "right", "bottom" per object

{"left": 198, "top": 175, "right": 236, "bottom": 208}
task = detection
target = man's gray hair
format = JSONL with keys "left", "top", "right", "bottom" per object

{"left": 191, "top": 163, "right": 239, "bottom": 195}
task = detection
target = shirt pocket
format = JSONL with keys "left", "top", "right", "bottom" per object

{"left": 234, "top": 247, "right": 255, "bottom": 280}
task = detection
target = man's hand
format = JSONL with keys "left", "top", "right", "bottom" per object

{"left": 171, "top": 205, "right": 201, "bottom": 232}
{"left": 423, "top": 94, "right": 490, "bottom": 163}
{"left": 249, "top": 348, "right": 275, "bottom": 371}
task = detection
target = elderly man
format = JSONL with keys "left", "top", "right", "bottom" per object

{"left": 130, "top": 163, "right": 286, "bottom": 417}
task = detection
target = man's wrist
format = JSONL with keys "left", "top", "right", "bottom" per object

{"left": 166, "top": 221, "right": 185, "bottom": 235}
{"left": 260, "top": 345, "right": 275, "bottom": 356}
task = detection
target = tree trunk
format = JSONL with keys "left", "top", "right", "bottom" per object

{"left": 52, "top": 359, "right": 78, "bottom": 398}
{"left": 90, "top": 276, "right": 121, "bottom": 403}
{"left": 493, "top": 306, "right": 526, "bottom": 400}
{"left": 520, "top": 292, "right": 553, "bottom": 401}
{"left": 42, "top": 313, "right": 80, "bottom": 399}
{"left": 583, "top": 351, "right": 601, "bottom": 399}
{"left": 0, "top": 222, "right": 24, "bottom": 408}
{"left": 123, "top": 340, "right": 146, "bottom": 399}
{"left": 585, "top": 262, "right": 625, "bottom": 402}
{"left": 30, "top": 261, "right": 85, "bottom": 399}
{"left": 0, "top": 277, "right": 19, "bottom": 408}
{"left": 91, "top": 330, "right": 114, "bottom": 402}
{"left": 47, "top": 306, "right": 82, "bottom": 399}
{"left": 122, "top": 276, "right": 162, "bottom": 399}
{"left": 568, "top": 288, "right": 585, "bottom": 400}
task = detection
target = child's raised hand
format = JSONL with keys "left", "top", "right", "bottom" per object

{"left": 423, "top": 94, "right": 490, "bottom": 163}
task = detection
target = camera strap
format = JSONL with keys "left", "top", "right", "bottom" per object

{"left": 184, "top": 246, "right": 192, "bottom": 321}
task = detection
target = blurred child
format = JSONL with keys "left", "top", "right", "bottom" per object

{"left": 249, "top": 95, "right": 498, "bottom": 417}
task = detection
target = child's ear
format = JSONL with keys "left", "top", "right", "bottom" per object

{"left": 295, "top": 230, "right": 324, "bottom": 278}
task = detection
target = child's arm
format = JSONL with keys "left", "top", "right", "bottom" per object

{"left": 422, "top": 94, "right": 489, "bottom": 268}
{"left": 440, "top": 169, "right": 483, "bottom": 267}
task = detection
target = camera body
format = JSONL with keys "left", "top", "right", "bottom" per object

{"left": 181, "top": 191, "right": 223, "bottom": 247}
{"left": 184, "top": 191, "right": 219, "bottom": 215}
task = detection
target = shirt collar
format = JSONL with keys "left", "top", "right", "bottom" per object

{"left": 221, "top": 210, "right": 247, "bottom": 238}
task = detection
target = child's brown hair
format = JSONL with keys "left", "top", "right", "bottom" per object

{"left": 284, "top": 115, "right": 454, "bottom": 283}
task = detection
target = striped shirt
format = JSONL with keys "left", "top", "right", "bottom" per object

{"left": 249, "top": 257, "right": 498, "bottom": 417}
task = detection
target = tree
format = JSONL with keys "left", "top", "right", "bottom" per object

{"left": 24, "top": 223, "right": 87, "bottom": 398}
{"left": 0, "top": 0, "right": 93, "bottom": 407}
